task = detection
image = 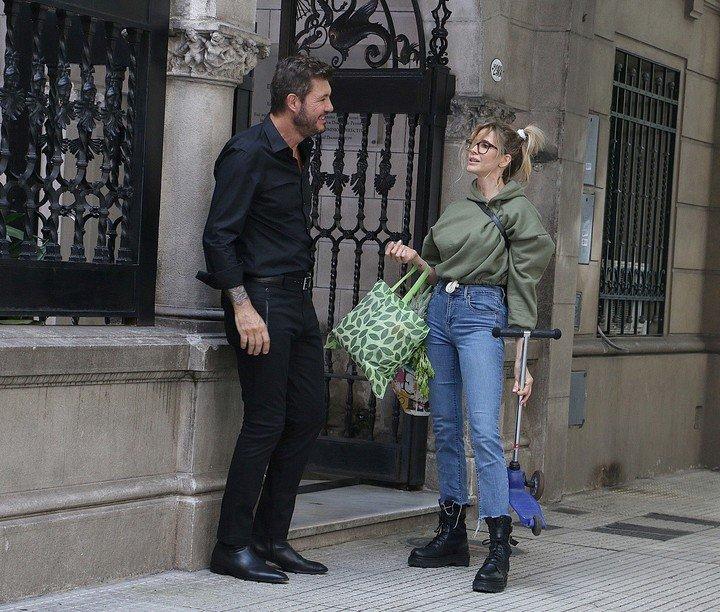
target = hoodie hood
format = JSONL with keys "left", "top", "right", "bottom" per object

{"left": 469, "top": 179, "right": 525, "bottom": 204}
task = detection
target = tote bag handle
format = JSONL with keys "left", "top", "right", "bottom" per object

{"left": 389, "top": 265, "right": 431, "bottom": 305}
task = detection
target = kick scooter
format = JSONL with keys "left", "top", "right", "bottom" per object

{"left": 492, "top": 326, "right": 562, "bottom": 535}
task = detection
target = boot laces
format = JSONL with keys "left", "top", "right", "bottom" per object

{"left": 482, "top": 541, "right": 508, "bottom": 568}
{"left": 425, "top": 521, "right": 448, "bottom": 550}
{"left": 480, "top": 536, "right": 514, "bottom": 569}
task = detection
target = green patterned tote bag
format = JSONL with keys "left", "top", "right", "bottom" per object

{"left": 326, "top": 266, "right": 431, "bottom": 398}
{"left": 391, "top": 285, "right": 435, "bottom": 416}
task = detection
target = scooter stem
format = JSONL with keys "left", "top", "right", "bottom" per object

{"left": 512, "top": 330, "right": 531, "bottom": 464}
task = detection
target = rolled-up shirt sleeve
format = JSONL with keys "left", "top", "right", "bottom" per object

{"left": 196, "top": 148, "right": 259, "bottom": 289}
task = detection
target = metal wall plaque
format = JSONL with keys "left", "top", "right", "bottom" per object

{"left": 579, "top": 193, "right": 595, "bottom": 265}
{"left": 569, "top": 371, "right": 587, "bottom": 428}
{"left": 491, "top": 58, "right": 503, "bottom": 82}
{"left": 584, "top": 114, "right": 599, "bottom": 185}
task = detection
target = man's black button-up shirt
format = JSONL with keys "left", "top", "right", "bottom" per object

{"left": 197, "top": 115, "right": 314, "bottom": 290}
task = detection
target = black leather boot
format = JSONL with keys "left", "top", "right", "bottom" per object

{"left": 253, "top": 540, "right": 328, "bottom": 575}
{"left": 408, "top": 501, "right": 470, "bottom": 568}
{"left": 473, "top": 515, "right": 513, "bottom": 593}
{"left": 210, "top": 541, "right": 289, "bottom": 584}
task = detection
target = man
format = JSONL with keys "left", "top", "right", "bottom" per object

{"left": 196, "top": 55, "right": 334, "bottom": 584}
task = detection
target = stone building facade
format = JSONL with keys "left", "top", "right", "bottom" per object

{"left": 1, "top": 0, "right": 719, "bottom": 602}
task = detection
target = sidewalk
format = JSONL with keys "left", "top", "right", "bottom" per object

{"left": 4, "top": 469, "right": 720, "bottom": 611}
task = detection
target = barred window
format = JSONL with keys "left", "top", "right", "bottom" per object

{"left": 598, "top": 50, "right": 680, "bottom": 336}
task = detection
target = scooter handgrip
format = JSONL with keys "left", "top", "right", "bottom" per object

{"left": 492, "top": 327, "right": 524, "bottom": 338}
{"left": 530, "top": 328, "right": 562, "bottom": 340}
{"left": 492, "top": 327, "right": 562, "bottom": 340}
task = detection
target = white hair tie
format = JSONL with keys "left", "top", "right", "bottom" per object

{"left": 517, "top": 128, "right": 527, "bottom": 141}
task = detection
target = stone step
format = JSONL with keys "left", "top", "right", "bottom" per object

{"left": 296, "top": 477, "right": 359, "bottom": 494}
{"left": 288, "top": 485, "right": 439, "bottom": 551}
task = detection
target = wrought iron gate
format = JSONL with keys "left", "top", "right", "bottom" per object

{"left": 0, "top": 0, "right": 168, "bottom": 322}
{"left": 278, "top": 0, "right": 455, "bottom": 486}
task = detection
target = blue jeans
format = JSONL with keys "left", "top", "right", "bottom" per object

{"left": 427, "top": 282, "right": 509, "bottom": 518}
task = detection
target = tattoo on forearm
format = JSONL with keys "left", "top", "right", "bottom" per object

{"left": 225, "top": 285, "right": 249, "bottom": 307}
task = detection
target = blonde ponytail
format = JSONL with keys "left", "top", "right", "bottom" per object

{"left": 517, "top": 124, "right": 545, "bottom": 182}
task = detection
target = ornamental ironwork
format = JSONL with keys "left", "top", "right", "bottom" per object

{"left": 0, "top": 3, "right": 138, "bottom": 265}
{"left": 293, "top": 0, "right": 452, "bottom": 69}
{"left": 427, "top": 0, "right": 451, "bottom": 66}
{"left": 274, "top": 0, "right": 456, "bottom": 485}
{"left": 308, "top": 111, "right": 421, "bottom": 441}
{"left": 0, "top": 0, "right": 169, "bottom": 322}
{"left": 598, "top": 50, "right": 679, "bottom": 336}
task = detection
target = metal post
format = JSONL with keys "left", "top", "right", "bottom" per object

{"left": 512, "top": 330, "right": 531, "bottom": 465}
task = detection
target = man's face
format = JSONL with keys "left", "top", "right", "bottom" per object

{"left": 291, "top": 78, "right": 333, "bottom": 138}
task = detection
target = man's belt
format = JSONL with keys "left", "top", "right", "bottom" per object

{"left": 245, "top": 273, "right": 313, "bottom": 291}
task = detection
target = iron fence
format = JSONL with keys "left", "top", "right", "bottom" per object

{"left": 0, "top": 0, "right": 168, "bottom": 322}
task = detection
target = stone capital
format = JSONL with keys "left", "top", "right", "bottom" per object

{"left": 447, "top": 95, "right": 517, "bottom": 141}
{"left": 167, "top": 20, "right": 270, "bottom": 87}
{"left": 446, "top": 96, "right": 557, "bottom": 164}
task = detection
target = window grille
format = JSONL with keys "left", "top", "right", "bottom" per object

{"left": 598, "top": 50, "right": 679, "bottom": 336}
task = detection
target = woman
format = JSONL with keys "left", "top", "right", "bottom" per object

{"left": 386, "top": 120, "right": 554, "bottom": 593}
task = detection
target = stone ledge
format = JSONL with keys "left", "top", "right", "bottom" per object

{"left": 174, "top": 485, "right": 441, "bottom": 569}
{"left": 0, "top": 371, "right": 195, "bottom": 389}
{"left": 0, "top": 327, "right": 235, "bottom": 377}
{"left": 289, "top": 512, "right": 438, "bottom": 553}
{"left": 0, "top": 472, "right": 228, "bottom": 521}
{"left": 0, "top": 327, "right": 540, "bottom": 378}
{"left": 573, "top": 333, "right": 716, "bottom": 357}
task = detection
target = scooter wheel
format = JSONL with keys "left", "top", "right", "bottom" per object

{"left": 531, "top": 515, "right": 543, "bottom": 536}
{"left": 528, "top": 470, "right": 545, "bottom": 500}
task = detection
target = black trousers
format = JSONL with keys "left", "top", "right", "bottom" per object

{"left": 217, "top": 283, "right": 326, "bottom": 546}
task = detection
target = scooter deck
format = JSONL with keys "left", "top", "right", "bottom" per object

{"left": 508, "top": 467, "right": 547, "bottom": 529}
{"left": 509, "top": 488, "right": 546, "bottom": 528}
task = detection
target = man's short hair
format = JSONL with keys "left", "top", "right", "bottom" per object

{"left": 270, "top": 55, "right": 334, "bottom": 114}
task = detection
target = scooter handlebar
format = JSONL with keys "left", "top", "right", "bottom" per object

{"left": 492, "top": 327, "right": 562, "bottom": 340}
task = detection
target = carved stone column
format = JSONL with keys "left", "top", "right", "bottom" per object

{"left": 155, "top": 5, "right": 269, "bottom": 324}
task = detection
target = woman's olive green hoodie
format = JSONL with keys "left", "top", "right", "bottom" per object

{"left": 421, "top": 180, "right": 554, "bottom": 329}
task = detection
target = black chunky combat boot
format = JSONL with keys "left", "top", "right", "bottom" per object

{"left": 473, "top": 515, "right": 513, "bottom": 593}
{"left": 408, "top": 501, "right": 470, "bottom": 568}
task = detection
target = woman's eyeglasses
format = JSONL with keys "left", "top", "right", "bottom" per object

{"left": 465, "top": 139, "right": 498, "bottom": 155}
